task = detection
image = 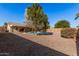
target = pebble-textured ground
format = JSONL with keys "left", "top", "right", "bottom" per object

{"left": 0, "top": 29, "right": 77, "bottom": 56}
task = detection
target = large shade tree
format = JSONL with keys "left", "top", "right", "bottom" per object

{"left": 25, "top": 3, "right": 49, "bottom": 32}
{"left": 54, "top": 20, "right": 70, "bottom": 28}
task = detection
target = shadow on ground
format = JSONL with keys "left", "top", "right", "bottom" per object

{"left": 0, "top": 32, "right": 68, "bottom": 56}
{"left": 76, "top": 29, "right": 79, "bottom": 56}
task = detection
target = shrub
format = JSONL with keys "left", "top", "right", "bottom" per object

{"left": 54, "top": 20, "right": 70, "bottom": 28}
{"left": 61, "top": 28, "right": 77, "bottom": 38}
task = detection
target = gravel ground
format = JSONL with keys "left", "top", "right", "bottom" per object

{"left": 13, "top": 29, "right": 77, "bottom": 56}
{"left": 0, "top": 29, "right": 77, "bottom": 56}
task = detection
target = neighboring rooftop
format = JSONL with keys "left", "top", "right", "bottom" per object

{"left": 6, "top": 22, "right": 26, "bottom": 27}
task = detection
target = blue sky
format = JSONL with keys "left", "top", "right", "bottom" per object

{"left": 0, "top": 3, "right": 79, "bottom": 27}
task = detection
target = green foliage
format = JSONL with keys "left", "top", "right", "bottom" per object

{"left": 75, "top": 13, "right": 79, "bottom": 28}
{"left": 61, "top": 28, "right": 76, "bottom": 38}
{"left": 75, "top": 13, "right": 79, "bottom": 20}
{"left": 4, "top": 22, "right": 7, "bottom": 26}
{"left": 54, "top": 20, "right": 70, "bottom": 28}
{"left": 26, "top": 3, "right": 49, "bottom": 32}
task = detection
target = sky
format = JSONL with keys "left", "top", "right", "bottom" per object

{"left": 0, "top": 3, "right": 79, "bottom": 28}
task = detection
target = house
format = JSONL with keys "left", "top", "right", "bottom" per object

{"left": 6, "top": 22, "right": 32, "bottom": 32}
{"left": 0, "top": 26, "right": 7, "bottom": 32}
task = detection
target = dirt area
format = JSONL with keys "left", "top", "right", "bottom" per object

{"left": 0, "top": 29, "right": 77, "bottom": 56}
{"left": 14, "top": 29, "right": 77, "bottom": 56}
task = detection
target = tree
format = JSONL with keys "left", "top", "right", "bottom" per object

{"left": 74, "top": 13, "right": 79, "bottom": 36}
{"left": 75, "top": 13, "right": 79, "bottom": 20}
{"left": 54, "top": 20, "right": 70, "bottom": 28}
{"left": 4, "top": 22, "right": 7, "bottom": 26}
{"left": 74, "top": 13, "right": 79, "bottom": 28}
{"left": 25, "top": 3, "right": 49, "bottom": 32}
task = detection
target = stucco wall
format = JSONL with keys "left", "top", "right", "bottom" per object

{"left": 0, "top": 26, "right": 6, "bottom": 32}
{"left": 7, "top": 25, "right": 12, "bottom": 32}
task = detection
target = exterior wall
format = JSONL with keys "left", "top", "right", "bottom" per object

{"left": 6, "top": 25, "right": 28, "bottom": 32}
{"left": 0, "top": 26, "right": 6, "bottom": 32}
{"left": 7, "top": 25, "right": 12, "bottom": 32}
{"left": 47, "top": 28, "right": 62, "bottom": 32}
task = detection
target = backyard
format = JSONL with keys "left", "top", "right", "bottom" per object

{"left": 0, "top": 28, "right": 77, "bottom": 56}
{"left": 0, "top": 3, "right": 79, "bottom": 56}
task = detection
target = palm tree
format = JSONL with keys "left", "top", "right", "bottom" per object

{"left": 74, "top": 13, "right": 79, "bottom": 28}
{"left": 75, "top": 13, "right": 79, "bottom": 20}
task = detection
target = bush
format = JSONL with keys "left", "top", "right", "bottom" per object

{"left": 61, "top": 28, "right": 77, "bottom": 38}
{"left": 54, "top": 20, "right": 70, "bottom": 28}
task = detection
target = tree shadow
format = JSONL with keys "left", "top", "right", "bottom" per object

{"left": 76, "top": 29, "right": 79, "bottom": 56}
{"left": 0, "top": 32, "right": 68, "bottom": 56}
